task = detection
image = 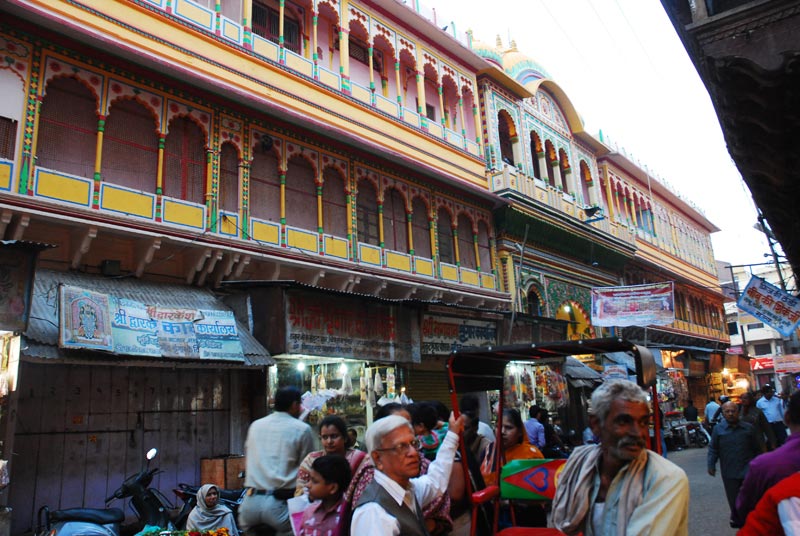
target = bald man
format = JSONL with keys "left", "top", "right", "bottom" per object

{"left": 707, "top": 401, "right": 765, "bottom": 527}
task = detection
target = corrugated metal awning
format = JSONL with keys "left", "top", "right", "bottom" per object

{"left": 564, "top": 356, "right": 602, "bottom": 388}
{"left": 23, "top": 269, "right": 272, "bottom": 367}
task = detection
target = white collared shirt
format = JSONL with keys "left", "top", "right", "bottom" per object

{"left": 350, "top": 430, "right": 459, "bottom": 535}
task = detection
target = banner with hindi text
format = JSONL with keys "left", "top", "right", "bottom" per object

{"left": 591, "top": 282, "right": 675, "bottom": 327}
{"left": 737, "top": 276, "right": 800, "bottom": 337}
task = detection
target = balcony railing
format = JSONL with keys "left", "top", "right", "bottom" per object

{"left": 27, "top": 165, "right": 499, "bottom": 292}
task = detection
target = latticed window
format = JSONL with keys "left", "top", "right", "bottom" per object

{"left": 384, "top": 188, "right": 408, "bottom": 253}
{"left": 0, "top": 117, "right": 16, "bottom": 160}
{"left": 322, "top": 168, "right": 347, "bottom": 238}
{"left": 102, "top": 98, "right": 159, "bottom": 191}
{"left": 249, "top": 143, "right": 280, "bottom": 221}
{"left": 457, "top": 214, "right": 476, "bottom": 269}
{"left": 218, "top": 143, "right": 239, "bottom": 213}
{"left": 477, "top": 220, "right": 492, "bottom": 273}
{"left": 411, "top": 198, "right": 431, "bottom": 259}
{"left": 285, "top": 156, "right": 317, "bottom": 231}
{"left": 163, "top": 116, "right": 206, "bottom": 204}
{"left": 356, "top": 179, "right": 379, "bottom": 246}
{"left": 37, "top": 77, "right": 98, "bottom": 179}
{"left": 252, "top": 1, "right": 300, "bottom": 53}
{"left": 437, "top": 208, "right": 454, "bottom": 265}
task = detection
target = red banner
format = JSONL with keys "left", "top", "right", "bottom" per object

{"left": 750, "top": 356, "right": 774, "bottom": 371}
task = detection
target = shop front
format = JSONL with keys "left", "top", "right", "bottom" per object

{"left": 244, "top": 284, "right": 421, "bottom": 438}
{"left": 8, "top": 270, "right": 273, "bottom": 534}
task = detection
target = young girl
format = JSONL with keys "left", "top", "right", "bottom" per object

{"left": 299, "top": 455, "right": 352, "bottom": 536}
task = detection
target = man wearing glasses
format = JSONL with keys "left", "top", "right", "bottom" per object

{"left": 351, "top": 412, "right": 466, "bottom": 535}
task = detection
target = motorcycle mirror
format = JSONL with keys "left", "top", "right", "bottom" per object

{"left": 146, "top": 448, "right": 158, "bottom": 461}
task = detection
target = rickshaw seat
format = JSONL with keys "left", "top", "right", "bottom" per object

{"left": 469, "top": 459, "right": 567, "bottom": 536}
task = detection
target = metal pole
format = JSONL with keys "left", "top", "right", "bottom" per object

{"left": 758, "top": 212, "right": 788, "bottom": 292}
{"left": 507, "top": 224, "right": 529, "bottom": 344}
{"left": 728, "top": 264, "right": 750, "bottom": 361}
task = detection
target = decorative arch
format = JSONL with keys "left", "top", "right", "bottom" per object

{"left": 497, "top": 109, "right": 518, "bottom": 167}
{"left": 41, "top": 59, "right": 103, "bottom": 113}
{"left": 250, "top": 129, "right": 283, "bottom": 163}
{"left": 356, "top": 176, "right": 380, "bottom": 246}
{"left": 384, "top": 186, "right": 409, "bottom": 253}
{"left": 165, "top": 100, "right": 211, "bottom": 146}
{"left": 558, "top": 147, "right": 570, "bottom": 193}
{"left": 556, "top": 299, "right": 596, "bottom": 340}
{"left": 411, "top": 194, "right": 432, "bottom": 259}
{"left": 579, "top": 160, "right": 592, "bottom": 204}
{"left": 101, "top": 96, "right": 159, "bottom": 191}
{"left": 36, "top": 75, "right": 99, "bottom": 180}
{"left": 285, "top": 152, "right": 318, "bottom": 231}
{"left": 105, "top": 80, "right": 163, "bottom": 130}
{"left": 525, "top": 282, "right": 545, "bottom": 316}
{"left": 527, "top": 79, "right": 586, "bottom": 135}
{"left": 544, "top": 139, "right": 557, "bottom": 187}
{"left": 285, "top": 142, "right": 318, "bottom": 177}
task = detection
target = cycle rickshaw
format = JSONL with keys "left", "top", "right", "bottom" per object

{"left": 446, "top": 338, "right": 660, "bottom": 535}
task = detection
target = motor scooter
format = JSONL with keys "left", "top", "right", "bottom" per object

{"left": 37, "top": 448, "right": 174, "bottom": 536}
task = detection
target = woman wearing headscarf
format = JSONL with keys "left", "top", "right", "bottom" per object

{"left": 186, "top": 484, "right": 240, "bottom": 536}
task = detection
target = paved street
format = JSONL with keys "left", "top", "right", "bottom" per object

{"left": 668, "top": 445, "right": 738, "bottom": 535}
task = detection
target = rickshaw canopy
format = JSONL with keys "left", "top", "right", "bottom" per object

{"left": 447, "top": 337, "right": 657, "bottom": 393}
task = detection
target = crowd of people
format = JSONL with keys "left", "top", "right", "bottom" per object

{"left": 184, "top": 380, "right": 798, "bottom": 536}
{"left": 705, "top": 384, "right": 800, "bottom": 533}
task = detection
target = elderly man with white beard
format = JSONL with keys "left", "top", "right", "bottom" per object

{"left": 550, "top": 380, "right": 689, "bottom": 536}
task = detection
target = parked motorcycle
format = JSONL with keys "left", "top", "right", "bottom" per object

{"left": 173, "top": 483, "right": 246, "bottom": 530}
{"left": 37, "top": 448, "right": 174, "bottom": 536}
{"left": 685, "top": 420, "right": 710, "bottom": 448}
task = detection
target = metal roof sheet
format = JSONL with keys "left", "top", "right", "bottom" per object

{"left": 24, "top": 269, "right": 272, "bottom": 366}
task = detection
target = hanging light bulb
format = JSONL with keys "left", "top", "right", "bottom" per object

{"left": 339, "top": 363, "right": 348, "bottom": 376}
{"left": 297, "top": 362, "right": 306, "bottom": 372}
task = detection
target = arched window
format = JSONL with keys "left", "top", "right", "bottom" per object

{"left": 497, "top": 111, "right": 515, "bottom": 166}
{"left": 436, "top": 208, "right": 455, "bottom": 264}
{"left": 411, "top": 197, "right": 431, "bottom": 258}
{"left": 457, "top": 213, "right": 476, "bottom": 269}
{"left": 530, "top": 132, "right": 542, "bottom": 179}
{"left": 0, "top": 69, "right": 24, "bottom": 160}
{"left": 218, "top": 142, "right": 239, "bottom": 213}
{"left": 163, "top": 116, "right": 206, "bottom": 204}
{"left": 285, "top": 156, "right": 317, "bottom": 231}
{"left": 322, "top": 167, "right": 347, "bottom": 238}
{"left": 249, "top": 141, "right": 281, "bottom": 221}
{"left": 527, "top": 290, "right": 542, "bottom": 316}
{"left": 579, "top": 161, "right": 592, "bottom": 205}
{"left": 384, "top": 188, "right": 408, "bottom": 253}
{"left": 102, "top": 98, "right": 158, "bottom": 192}
{"left": 544, "top": 140, "right": 557, "bottom": 188}
{"left": 477, "top": 220, "right": 492, "bottom": 273}
{"left": 37, "top": 77, "right": 98, "bottom": 179}
{"left": 558, "top": 148, "right": 570, "bottom": 193}
{"left": 356, "top": 179, "right": 379, "bottom": 246}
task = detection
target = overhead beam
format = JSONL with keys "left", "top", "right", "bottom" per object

{"left": 135, "top": 238, "right": 162, "bottom": 277}
{"left": 70, "top": 226, "right": 98, "bottom": 269}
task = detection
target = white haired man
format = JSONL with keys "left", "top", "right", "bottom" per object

{"left": 350, "top": 411, "right": 466, "bottom": 535}
{"left": 550, "top": 379, "right": 689, "bottom": 536}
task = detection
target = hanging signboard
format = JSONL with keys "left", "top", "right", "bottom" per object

{"left": 285, "top": 290, "right": 419, "bottom": 363}
{"left": 421, "top": 314, "right": 497, "bottom": 355}
{"left": 603, "top": 364, "right": 629, "bottom": 380}
{"left": 59, "top": 285, "right": 244, "bottom": 360}
{"left": 737, "top": 276, "right": 800, "bottom": 337}
{"left": 750, "top": 356, "right": 774, "bottom": 371}
{"left": 774, "top": 354, "right": 800, "bottom": 374}
{"left": 591, "top": 282, "right": 675, "bottom": 327}
{"left": 111, "top": 296, "right": 160, "bottom": 356}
